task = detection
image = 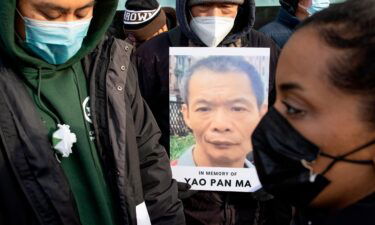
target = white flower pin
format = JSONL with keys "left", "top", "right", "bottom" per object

{"left": 52, "top": 124, "right": 77, "bottom": 158}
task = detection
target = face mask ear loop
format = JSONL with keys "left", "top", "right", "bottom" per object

{"left": 188, "top": 9, "right": 199, "bottom": 30}
{"left": 320, "top": 139, "right": 375, "bottom": 175}
{"left": 297, "top": 3, "right": 308, "bottom": 11}
{"left": 15, "top": 8, "right": 26, "bottom": 41}
{"left": 341, "top": 139, "right": 375, "bottom": 158}
{"left": 319, "top": 157, "right": 339, "bottom": 176}
{"left": 15, "top": 8, "right": 26, "bottom": 21}
{"left": 188, "top": 8, "right": 195, "bottom": 23}
{"left": 320, "top": 152, "right": 373, "bottom": 164}
{"left": 297, "top": 3, "right": 312, "bottom": 16}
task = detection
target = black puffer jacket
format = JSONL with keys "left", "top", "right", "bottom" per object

{"left": 0, "top": 36, "right": 184, "bottom": 225}
{"left": 134, "top": 0, "right": 279, "bottom": 154}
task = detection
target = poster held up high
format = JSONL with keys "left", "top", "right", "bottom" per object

{"left": 169, "top": 47, "right": 270, "bottom": 192}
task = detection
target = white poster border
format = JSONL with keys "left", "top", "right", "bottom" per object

{"left": 170, "top": 47, "right": 270, "bottom": 192}
{"left": 170, "top": 47, "right": 270, "bottom": 57}
{"left": 172, "top": 166, "right": 262, "bottom": 192}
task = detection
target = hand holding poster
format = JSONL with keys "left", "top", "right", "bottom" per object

{"left": 169, "top": 47, "right": 270, "bottom": 192}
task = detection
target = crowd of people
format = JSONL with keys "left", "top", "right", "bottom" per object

{"left": 0, "top": 0, "right": 374, "bottom": 225}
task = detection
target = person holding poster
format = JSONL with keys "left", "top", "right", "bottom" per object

{"left": 253, "top": 0, "right": 375, "bottom": 224}
{"left": 134, "top": 0, "right": 279, "bottom": 154}
{"left": 173, "top": 56, "right": 267, "bottom": 169}
{"left": 169, "top": 49, "right": 291, "bottom": 224}
{"left": 134, "top": 0, "right": 291, "bottom": 224}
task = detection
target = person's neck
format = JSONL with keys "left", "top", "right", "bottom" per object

{"left": 312, "top": 168, "right": 375, "bottom": 210}
{"left": 337, "top": 172, "right": 375, "bottom": 209}
{"left": 329, "top": 182, "right": 375, "bottom": 211}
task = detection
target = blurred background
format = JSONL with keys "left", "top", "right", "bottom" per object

{"left": 117, "top": 0, "right": 346, "bottom": 29}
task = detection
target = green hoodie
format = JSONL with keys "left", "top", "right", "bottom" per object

{"left": 0, "top": 1, "right": 119, "bottom": 225}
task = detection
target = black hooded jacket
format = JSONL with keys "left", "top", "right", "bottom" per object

{"left": 134, "top": 1, "right": 289, "bottom": 225}
{"left": 134, "top": 0, "right": 279, "bottom": 154}
{"left": 0, "top": 35, "right": 185, "bottom": 225}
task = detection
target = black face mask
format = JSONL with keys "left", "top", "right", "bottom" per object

{"left": 252, "top": 107, "right": 374, "bottom": 207}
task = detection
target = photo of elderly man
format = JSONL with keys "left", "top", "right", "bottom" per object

{"left": 172, "top": 56, "right": 267, "bottom": 168}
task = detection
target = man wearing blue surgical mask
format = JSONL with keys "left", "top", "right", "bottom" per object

{"left": 0, "top": 0, "right": 184, "bottom": 225}
{"left": 260, "top": 0, "right": 330, "bottom": 48}
{"left": 134, "top": 0, "right": 292, "bottom": 224}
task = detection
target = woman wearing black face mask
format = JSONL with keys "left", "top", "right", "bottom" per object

{"left": 252, "top": 0, "right": 375, "bottom": 224}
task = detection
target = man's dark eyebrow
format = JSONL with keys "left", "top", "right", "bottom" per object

{"left": 229, "top": 98, "right": 257, "bottom": 110}
{"left": 279, "top": 83, "right": 304, "bottom": 92}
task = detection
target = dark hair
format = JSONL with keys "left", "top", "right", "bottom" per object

{"left": 299, "top": 0, "right": 375, "bottom": 125}
{"left": 180, "top": 56, "right": 265, "bottom": 108}
{"left": 279, "top": 0, "right": 299, "bottom": 15}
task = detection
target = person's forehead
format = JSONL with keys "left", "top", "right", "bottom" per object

{"left": 188, "top": 69, "right": 255, "bottom": 100}
{"left": 190, "top": 68, "right": 250, "bottom": 83}
{"left": 23, "top": 0, "right": 95, "bottom": 9}
{"left": 276, "top": 27, "right": 349, "bottom": 113}
{"left": 277, "top": 27, "right": 335, "bottom": 87}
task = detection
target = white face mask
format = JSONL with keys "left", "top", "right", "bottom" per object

{"left": 190, "top": 16, "right": 235, "bottom": 47}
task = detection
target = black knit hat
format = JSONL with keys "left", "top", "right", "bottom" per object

{"left": 123, "top": 0, "right": 166, "bottom": 41}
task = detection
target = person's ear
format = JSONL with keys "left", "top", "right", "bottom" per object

{"left": 259, "top": 104, "right": 268, "bottom": 118}
{"left": 181, "top": 104, "right": 192, "bottom": 129}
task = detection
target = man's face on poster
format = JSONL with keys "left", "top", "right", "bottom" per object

{"left": 182, "top": 68, "right": 266, "bottom": 168}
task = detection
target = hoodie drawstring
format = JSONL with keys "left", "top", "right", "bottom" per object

{"left": 37, "top": 67, "right": 61, "bottom": 126}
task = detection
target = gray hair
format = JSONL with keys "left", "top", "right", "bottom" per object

{"left": 179, "top": 56, "right": 265, "bottom": 108}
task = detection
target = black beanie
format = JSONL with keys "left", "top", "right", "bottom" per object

{"left": 123, "top": 0, "right": 166, "bottom": 40}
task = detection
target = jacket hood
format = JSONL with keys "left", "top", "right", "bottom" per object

{"left": 0, "top": 0, "right": 118, "bottom": 73}
{"left": 163, "top": 7, "right": 178, "bottom": 29}
{"left": 176, "top": 0, "right": 256, "bottom": 46}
